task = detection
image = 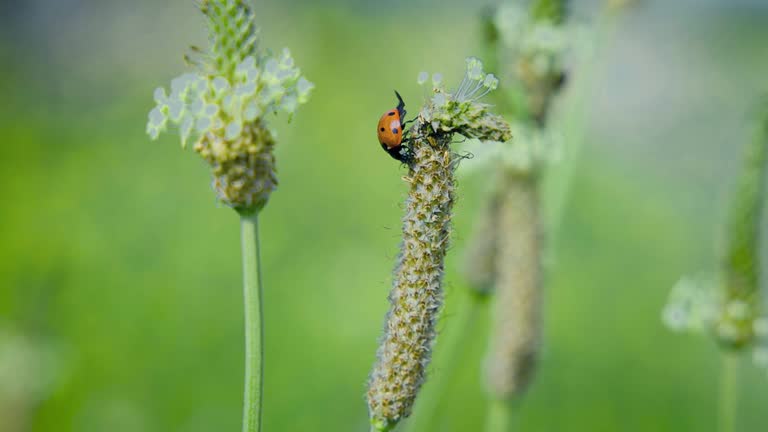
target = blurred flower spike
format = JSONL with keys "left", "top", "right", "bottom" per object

{"left": 662, "top": 275, "right": 720, "bottom": 333}
{"left": 417, "top": 57, "right": 510, "bottom": 143}
{"left": 489, "top": 1, "right": 574, "bottom": 125}
{"left": 663, "top": 275, "right": 768, "bottom": 376}
{"left": 145, "top": 0, "right": 313, "bottom": 214}
{"left": 664, "top": 104, "right": 768, "bottom": 375}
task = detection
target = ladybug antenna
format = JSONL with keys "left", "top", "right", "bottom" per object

{"left": 394, "top": 90, "right": 406, "bottom": 119}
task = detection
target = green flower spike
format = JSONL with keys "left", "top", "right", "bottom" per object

{"left": 663, "top": 105, "right": 768, "bottom": 361}
{"left": 717, "top": 110, "right": 768, "bottom": 349}
{"left": 366, "top": 58, "right": 511, "bottom": 432}
{"left": 146, "top": 0, "right": 313, "bottom": 214}
{"left": 661, "top": 104, "right": 768, "bottom": 432}
{"left": 145, "top": 3, "right": 313, "bottom": 432}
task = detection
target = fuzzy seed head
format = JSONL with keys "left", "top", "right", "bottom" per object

{"left": 664, "top": 112, "right": 768, "bottom": 357}
{"left": 367, "top": 131, "right": 454, "bottom": 429}
{"left": 194, "top": 121, "right": 276, "bottom": 212}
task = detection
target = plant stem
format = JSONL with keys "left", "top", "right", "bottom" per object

{"left": 404, "top": 292, "right": 484, "bottom": 432}
{"left": 241, "top": 214, "right": 264, "bottom": 432}
{"left": 485, "top": 398, "right": 516, "bottom": 432}
{"left": 718, "top": 352, "right": 739, "bottom": 432}
{"left": 370, "top": 422, "right": 393, "bottom": 432}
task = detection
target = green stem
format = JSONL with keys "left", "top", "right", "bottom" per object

{"left": 241, "top": 214, "right": 264, "bottom": 432}
{"left": 718, "top": 352, "right": 739, "bottom": 432}
{"left": 485, "top": 398, "right": 516, "bottom": 432}
{"left": 404, "top": 292, "right": 484, "bottom": 432}
{"left": 370, "top": 422, "right": 394, "bottom": 432}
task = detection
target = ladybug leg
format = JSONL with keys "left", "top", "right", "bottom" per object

{"left": 401, "top": 145, "right": 413, "bottom": 164}
{"left": 382, "top": 144, "right": 405, "bottom": 162}
{"left": 401, "top": 120, "right": 416, "bottom": 141}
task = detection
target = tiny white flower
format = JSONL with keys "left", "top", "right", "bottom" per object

{"left": 170, "top": 74, "right": 191, "bottom": 95}
{"left": 238, "top": 56, "right": 256, "bottom": 71}
{"left": 168, "top": 100, "right": 184, "bottom": 122}
{"left": 153, "top": 87, "right": 168, "bottom": 105}
{"left": 236, "top": 82, "right": 257, "bottom": 98}
{"left": 281, "top": 94, "right": 298, "bottom": 113}
{"left": 226, "top": 121, "right": 243, "bottom": 140}
{"left": 466, "top": 57, "right": 484, "bottom": 80}
{"left": 180, "top": 116, "right": 194, "bottom": 147}
{"left": 297, "top": 78, "right": 314, "bottom": 103}
{"left": 196, "top": 117, "right": 211, "bottom": 133}
{"left": 279, "top": 48, "right": 294, "bottom": 67}
{"left": 433, "top": 93, "right": 447, "bottom": 108}
{"left": 189, "top": 99, "right": 204, "bottom": 115}
{"left": 212, "top": 77, "right": 230, "bottom": 94}
{"left": 147, "top": 124, "right": 160, "bottom": 140}
{"left": 432, "top": 73, "right": 443, "bottom": 87}
{"left": 483, "top": 74, "right": 499, "bottom": 90}
{"left": 263, "top": 58, "right": 280, "bottom": 81}
{"left": 244, "top": 102, "right": 261, "bottom": 121}
{"left": 662, "top": 304, "right": 690, "bottom": 332}
{"left": 204, "top": 104, "right": 219, "bottom": 117}
{"left": 494, "top": 3, "right": 527, "bottom": 45}
{"left": 148, "top": 107, "right": 166, "bottom": 128}
{"left": 262, "top": 84, "right": 285, "bottom": 105}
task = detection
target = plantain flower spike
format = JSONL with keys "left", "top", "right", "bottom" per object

{"left": 461, "top": 0, "right": 571, "bottom": 404}
{"left": 463, "top": 0, "right": 573, "bottom": 300}
{"left": 483, "top": 173, "right": 542, "bottom": 399}
{"left": 146, "top": 0, "right": 314, "bottom": 215}
{"left": 366, "top": 58, "right": 511, "bottom": 432}
{"left": 715, "top": 110, "right": 768, "bottom": 349}
{"left": 491, "top": 0, "right": 570, "bottom": 125}
{"left": 663, "top": 104, "right": 768, "bottom": 373}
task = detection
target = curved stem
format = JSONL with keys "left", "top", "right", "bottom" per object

{"left": 241, "top": 214, "right": 264, "bottom": 432}
{"left": 719, "top": 352, "right": 739, "bottom": 432}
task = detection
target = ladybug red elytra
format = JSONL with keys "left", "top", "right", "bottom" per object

{"left": 377, "top": 90, "right": 410, "bottom": 162}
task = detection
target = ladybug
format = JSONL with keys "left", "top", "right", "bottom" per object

{"left": 377, "top": 90, "right": 410, "bottom": 162}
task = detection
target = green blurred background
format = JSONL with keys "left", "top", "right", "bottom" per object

{"left": 1, "top": 0, "right": 767, "bottom": 431}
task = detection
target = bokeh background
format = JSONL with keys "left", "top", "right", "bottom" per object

{"left": 1, "top": 0, "right": 768, "bottom": 431}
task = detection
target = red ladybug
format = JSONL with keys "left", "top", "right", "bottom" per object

{"left": 377, "top": 90, "right": 409, "bottom": 162}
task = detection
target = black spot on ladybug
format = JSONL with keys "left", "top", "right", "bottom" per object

{"left": 380, "top": 127, "right": 385, "bottom": 132}
{"left": 392, "top": 128, "right": 399, "bottom": 134}
{"left": 388, "top": 111, "right": 396, "bottom": 116}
